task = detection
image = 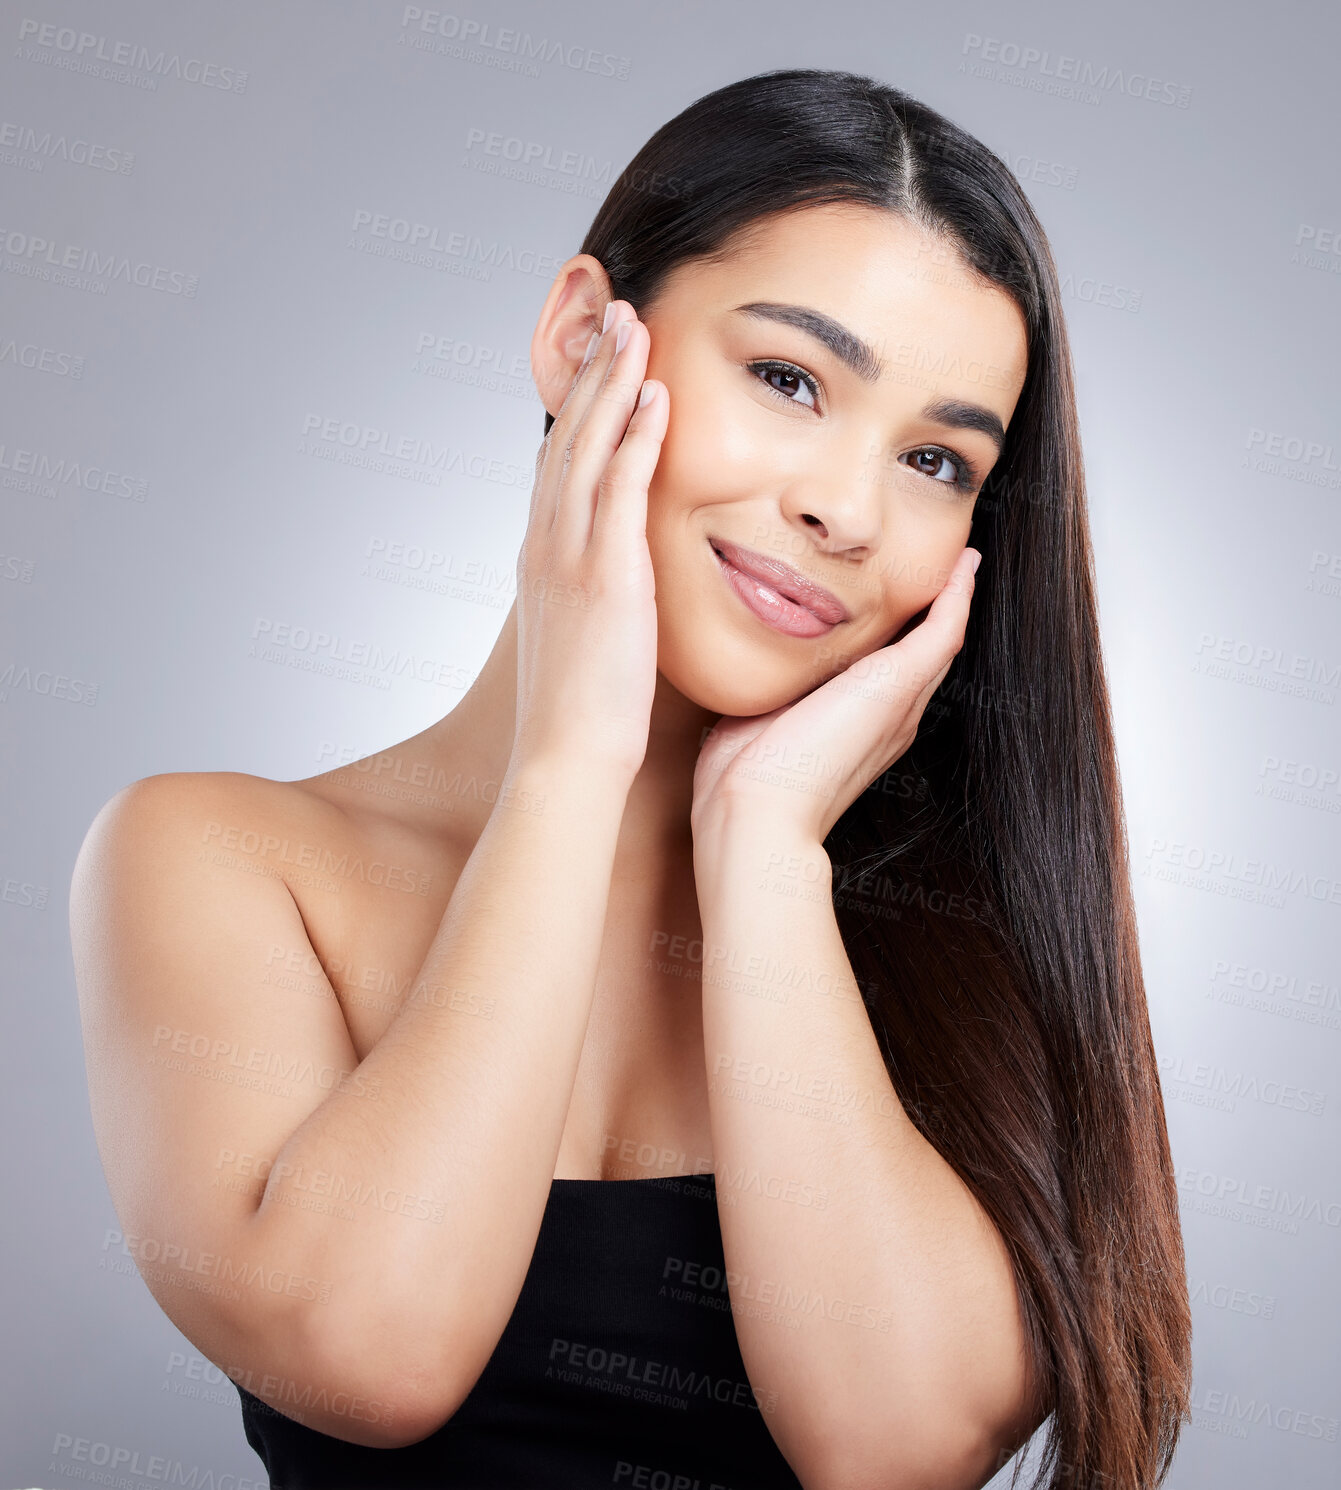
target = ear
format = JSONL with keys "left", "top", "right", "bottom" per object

{"left": 530, "top": 254, "right": 614, "bottom": 418}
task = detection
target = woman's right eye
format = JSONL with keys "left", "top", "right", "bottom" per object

{"left": 748, "top": 359, "right": 821, "bottom": 412}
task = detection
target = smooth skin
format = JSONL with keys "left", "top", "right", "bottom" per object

{"left": 71, "top": 203, "right": 1034, "bottom": 1481}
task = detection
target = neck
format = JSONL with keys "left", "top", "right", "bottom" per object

{"left": 406, "top": 601, "right": 720, "bottom": 859}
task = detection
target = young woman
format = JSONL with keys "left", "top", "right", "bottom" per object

{"left": 71, "top": 69, "right": 1191, "bottom": 1490}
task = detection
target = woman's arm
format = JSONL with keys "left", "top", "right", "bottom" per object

{"left": 72, "top": 299, "right": 666, "bottom": 1450}
{"left": 73, "top": 758, "right": 628, "bottom": 1450}
{"left": 692, "top": 808, "right": 1038, "bottom": 1490}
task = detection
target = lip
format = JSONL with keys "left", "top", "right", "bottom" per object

{"left": 709, "top": 537, "right": 849, "bottom": 638}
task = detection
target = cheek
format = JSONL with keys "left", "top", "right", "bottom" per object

{"left": 871, "top": 514, "right": 975, "bottom": 635}
{"left": 653, "top": 371, "right": 771, "bottom": 502}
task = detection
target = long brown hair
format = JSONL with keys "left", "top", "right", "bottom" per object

{"left": 550, "top": 68, "right": 1192, "bottom": 1490}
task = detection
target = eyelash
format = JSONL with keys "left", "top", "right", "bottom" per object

{"left": 745, "top": 358, "right": 982, "bottom": 494}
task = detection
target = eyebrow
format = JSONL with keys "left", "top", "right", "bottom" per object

{"left": 730, "top": 300, "right": 1008, "bottom": 451}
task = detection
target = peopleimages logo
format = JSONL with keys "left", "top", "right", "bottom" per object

{"left": 961, "top": 33, "right": 1193, "bottom": 108}
{"left": 348, "top": 208, "right": 565, "bottom": 283}
{"left": 0, "top": 336, "right": 85, "bottom": 377}
{"left": 1243, "top": 426, "right": 1341, "bottom": 490}
{"left": 1292, "top": 224, "right": 1341, "bottom": 275}
{"left": 1179, "top": 1165, "right": 1341, "bottom": 1228}
{"left": 299, "top": 413, "right": 532, "bottom": 490}
{"left": 0, "top": 118, "right": 135, "bottom": 174}
{"left": 49, "top": 1432, "right": 268, "bottom": 1488}
{"left": 16, "top": 17, "right": 249, "bottom": 92}
{"left": 0, "top": 440, "right": 148, "bottom": 501}
{"left": 0, "top": 225, "right": 198, "bottom": 297}
{"left": 398, "top": 8, "right": 631, "bottom": 81}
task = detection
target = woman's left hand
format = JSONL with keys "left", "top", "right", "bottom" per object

{"left": 691, "top": 546, "right": 980, "bottom": 845}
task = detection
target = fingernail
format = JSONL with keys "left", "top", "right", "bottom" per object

{"left": 969, "top": 550, "right": 982, "bottom": 575}
{"left": 638, "top": 380, "right": 656, "bottom": 408}
{"left": 582, "top": 330, "right": 599, "bottom": 364}
{"left": 602, "top": 302, "right": 617, "bottom": 332}
{"left": 615, "top": 319, "right": 632, "bottom": 353}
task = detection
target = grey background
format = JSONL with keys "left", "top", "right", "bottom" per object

{"left": 2, "top": 0, "right": 1338, "bottom": 1484}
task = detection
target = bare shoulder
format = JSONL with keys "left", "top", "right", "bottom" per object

{"left": 72, "top": 767, "right": 381, "bottom": 911}
{"left": 70, "top": 761, "right": 467, "bottom": 1050}
{"left": 77, "top": 768, "right": 338, "bottom": 861}
{"left": 68, "top": 769, "right": 346, "bottom": 1017}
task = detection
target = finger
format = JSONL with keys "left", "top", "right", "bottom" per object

{"left": 553, "top": 311, "right": 650, "bottom": 555}
{"left": 809, "top": 549, "right": 973, "bottom": 736}
{"left": 532, "top": 302, "right": 624, "bottom": 540}
{"left": 587, "top": 377, "right": 668, "bottom": 559}
{"left": 877, "top": 547, "right": 977, "bottom": 698}
{"left": 552, "top": 312, "right": 615, "bottom": 434}
{"left": 527, "top": 318, "right": 604, "bottom": 542}
{"left": 551, "top": 302, "right": 637, "bottom": 542}
{"left": 529, "top": 326, "right": 601, "bottom": 535}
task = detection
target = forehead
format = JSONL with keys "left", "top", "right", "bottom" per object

{"left": 654, "top": 202, "right": 1028, "bottom": 407}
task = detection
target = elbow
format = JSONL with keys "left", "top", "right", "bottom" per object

{"left": 801, "top": 1418, "right": 1014, "bottom": 1490}
{"left": 366, "top": 1357, "right": 476, "bottom": 1451}
{"left": 282, "top": 1300, "right": 475, "bottom": 1450}
{"left": 327, "top": 1377, "right": 452, "bottom": 1453}
{"left": 352, "top": 1388, "right": 458, "bottom": 1452}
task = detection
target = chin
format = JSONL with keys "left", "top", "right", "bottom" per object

{"left": 657, "top": 645, "right": 828, "bottom": 719}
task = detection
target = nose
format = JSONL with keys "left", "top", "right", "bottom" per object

{"left": 778, "top": 443, "right": 884, "bottom": 557}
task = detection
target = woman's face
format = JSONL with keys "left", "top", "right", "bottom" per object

{"left": 631, "top": 203, "right": 1029, "bottom": 716}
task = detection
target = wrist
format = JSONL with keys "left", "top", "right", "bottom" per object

{"left": 503, "top": 751, "right": 636, "bottom": 817}
{"left": 693, "top": 824, "right": 833, "bottom": 933}
{"left": 692, "top": 798, "right": 829, "bottom": 871}
{"left": 692, "top": 783, "right": 822, "bottom": 840}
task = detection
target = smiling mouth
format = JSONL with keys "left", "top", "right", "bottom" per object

{"left": 709, "top": 537, "right": 848, "bottom": 638}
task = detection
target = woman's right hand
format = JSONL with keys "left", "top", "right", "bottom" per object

{"left": 512, "top": 300, "right": 667, "bottom": 783}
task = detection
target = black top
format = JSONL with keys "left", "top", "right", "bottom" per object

{"left": 235, "top": 1173, "right": 805, "bottom": 1488}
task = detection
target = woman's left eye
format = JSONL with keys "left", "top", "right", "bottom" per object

{"left": 902, "top": 447, "right": 972, "bottom": 489}
{"left": 749, "top": 360, "right": 819, "bottom": 410}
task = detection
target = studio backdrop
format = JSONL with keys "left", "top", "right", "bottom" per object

{"left": 1, "top": 2, "right": 1337, "bottom": 1487}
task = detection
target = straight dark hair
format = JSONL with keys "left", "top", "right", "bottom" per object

{"left": 548, "top": 68, "right": 1192, "bottom": 1490}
